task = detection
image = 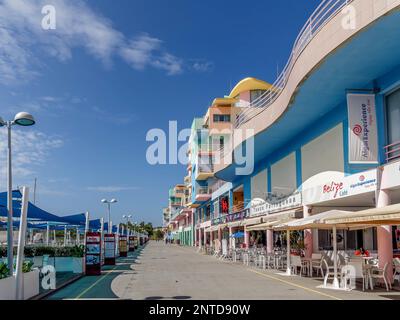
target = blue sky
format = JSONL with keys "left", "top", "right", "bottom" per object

{"left": 0, "top": 0, "right": 321, "bottom": 226}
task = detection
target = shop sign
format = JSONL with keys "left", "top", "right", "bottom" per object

{"left": 104, "top": 234, "right": 116, "bottom": 265}
{"left": 303, "top": 169, "right": 377, "bottom": 205}
{"left": 119, "top": 235, "right": 128, "bottom": 257}
{"left": 85, "top": 232, "right": 101, "bottom": 276}
{"left": 347, "top": 93, "right": 378, "bottom": 164}
{"left": 250, "top": 192, "right": 302, "bottom": 217}
{"left": 212, "top": 208, "right": 249, "bottom": 225}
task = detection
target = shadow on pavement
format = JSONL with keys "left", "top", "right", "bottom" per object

{"left": 45, "top": 245, "right": 147, "bottom": 300}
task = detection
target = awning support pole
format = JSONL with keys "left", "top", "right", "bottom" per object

{"left": 46, "top": 222, "right": 50, "bottom": 246}
{"left": 286, "top": 230, "right": 292, "bottom": 275}
{"left": 332, "top": 225, "right": 340, "bottom": 288}
{"left": 15, "top": 186, "right": 29, "bottom": 300}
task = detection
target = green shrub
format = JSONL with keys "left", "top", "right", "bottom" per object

{"left": 34, "top": 246, "right": 55, "bottom": 257}
{"left": 22, "top": 261, "right": 34, "bottom": 273}
{"left": 1, "top": 245, "right": 85, "bottom": 259}
{"left": 0, "top": 263, "right": 9, "bottom": 279}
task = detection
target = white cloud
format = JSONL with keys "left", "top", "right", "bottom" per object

{"left": 0, "top": 129, "right": 63, "bottom": 179}
{"left": 0, "top": 0, "right": 208, "bottom": 84}
{"left": 191, "top": 60, "right": 214, "bottom": 72}
{"left": 120, "top": 34, "right": 183, "bottom": 75}
{"left": 86, "top": 186, "right": 140, "bottom": 193}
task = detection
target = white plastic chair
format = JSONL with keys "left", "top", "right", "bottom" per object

{"left": 312, "top": 258, "right": 324, "bottom": 277}
{"left": 291, "top": 255, "right": 307, "bottom": 276}
{"left": 370, "top": 262, "right": 392, "bottom": 291}
{"left": 393, "top": 258, "right": 400, "bottom": 286}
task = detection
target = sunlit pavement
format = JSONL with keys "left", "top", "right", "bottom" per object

{"left": 46, "top": 241, "right": 400, "bottom": 300}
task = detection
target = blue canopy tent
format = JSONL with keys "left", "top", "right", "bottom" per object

{"left": 0, "top": 220, "right": 37, "bottom": 229}
{"left": 61, "top": 213, "right": 86, "bottom": 226}
{"left": 0, "top": 190, "right": 70, "bottom": 223}
{"left": 231, "top": 231, "right": 245, "bottom": 238}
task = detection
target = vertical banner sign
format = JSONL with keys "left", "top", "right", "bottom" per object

{"left": 104, "top": 234, "right": 116, "bottom": 265}
{"left": 347, "top": 93, "right": 378, "bottom": 164}
{"left": 85, "top": 232, "right": 102, "bottom": 276}
{"left": 119, "top": 235, "right": 127, "bottom": 257}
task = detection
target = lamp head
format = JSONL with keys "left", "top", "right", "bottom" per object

{"left": 110, "top": 199, "right": 117, "bottom": 203}
{"left": 101, "top": 199, "right": 108, "bottom": 204}
{"left": 0, "top": 117, "right": 5, "bottom": 127}
{"left": 14, "top": 112, "right": 35, "bottom": 126}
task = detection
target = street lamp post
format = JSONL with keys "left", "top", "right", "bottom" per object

{"left": 122, "top": 214, "right": 132, "bottom": 235}
{"left": 101, "top": 198, "right": 117, "bottom": 234}
{"left": 0, "top": 112, "right": 36, "bottom": 275}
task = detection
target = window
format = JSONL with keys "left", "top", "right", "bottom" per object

{"left": 213, "top": 114, "right": 231, "bottom": 123}
{"left": 250, "top": 90, "right": 266, "bottom": 103}
{"left": 386, "top": 89, "right": 400, "bottom": 160}
{"left": 219, "top": 195, "right": 229, "bottom": 214}
{"left": 213, "top": 201, "right": 219, "bottom": 218}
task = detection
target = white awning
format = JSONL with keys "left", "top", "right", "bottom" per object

{"left": 246, "top": 219, "right": 287, "bottom": 231}
{"left": 262, "top": 209, "right": 303, "bottom": 223}
{"left": 273, "top": 210, "right": 352, "bottom": 230}
{"left": 208, "top": 225, "right": 220, "bottom": 232}
{"left": 227, "top": 220, "right": 244, "bottom": 228}
{"left": 325, "top": 203, "right": 400, "bottom": 226}
{"left": 243, "top": 217, "right": 262, "bottom": 226}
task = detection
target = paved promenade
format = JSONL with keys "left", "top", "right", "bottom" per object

{"left": 47, "top": 241, "right": 400, "bottom": 300}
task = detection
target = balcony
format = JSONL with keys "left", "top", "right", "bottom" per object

{"left": 170, "top": 206, "right": 184, "bottom": 221}
{"left": 385, "top": 141, "right": 400, "bottom": 163}
{"left": 194, "top": 186, "right": 211, "bottom": 203}
{"left": 184, "top": 175, "right": 191, "bottom": 185}
{"left": 197, "top": 144, "right": 222, "bottom": 155}
{"left": 196, "top": 162, "right": 214, "bottom": 180}
{"left": 209, "top": 179, "right": 227, "bottom": 194}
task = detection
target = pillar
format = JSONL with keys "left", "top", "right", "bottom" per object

{"left": 244, "top": 228, "right": 250, "bottom": 249}
{"left": 266, "top": 229, "right": 273, "bottom": 254}
{"left": 210, "top": 230, "right": 214, "bottom": 249}
{"left": 218, "top": 228, "right": 222, "bottom": 251}
{"left": 229, "top": 227, "right": 233, "bottom": 249}
{"left": 303, "top": 205, "right": 313, "bottom": 258}
{"left": 376, "top": 188, "right": 393, "bottom": 283}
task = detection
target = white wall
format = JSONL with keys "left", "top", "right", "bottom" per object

{"left": 301, "top": 123, "right": 344, "bottom": 183}
{"left": 271, "top": 152, "right": 297, "bottom": 196}
{"left": 251, "top": 169, "right": 267, "bottom": 200}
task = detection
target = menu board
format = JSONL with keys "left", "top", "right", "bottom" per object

{"left": 129, "top": 236, "right": 135, "bottom": 252}
{"left": 104, "top": 234, "right": 116, "bottom": 265}
{"left": 119, "top": 235, "right": 128, "bottom": 257}
{"left": 133, "top": 236, "right": 139, "bottom": 249}
{"left": 85, "top": 232, "right": 102, "bottom": 275}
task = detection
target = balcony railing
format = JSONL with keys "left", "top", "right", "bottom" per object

{"left": 385, "top": 141, "right": 400, "bottom": 163}
{"left": 235, "top": 0, "right": 354, "bottom": 129}
{"left": 196, "top": 186, "right": 211, "bottom": 195}
{"left": 197, "top": 144, "right": 222, "bottom": 154}
{"left": 198, "top": 163, "right": 214, "bottom": 174}
{"left": 210, "top": 179, "right": 228, "bottom": 193}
